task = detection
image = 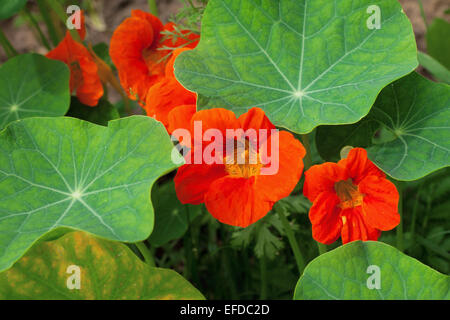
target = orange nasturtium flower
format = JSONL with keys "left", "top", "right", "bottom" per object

{"left": 174, "top": 108, "right": 306, "bottom": 228}
{"left": 145, "top": 48, "right": 197, "bottom": 128}
{"left": 46, "top": 11, "right": 103, "bottom": 107}
{"left": 109, "top": 10, "right": 199, "bottom": 104}
{"left": 303, "top": 148, "right": 400, "bottom": 245}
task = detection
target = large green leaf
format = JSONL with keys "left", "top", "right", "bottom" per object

{"left": 316, "top": 72, "right": 450, "bottom": 181}
{"left": 174, "top": 0, "right": 418, "bottom": 133}
{"left": 426, "top": 18, "right": 450, "bottom": 70}
{"left": 0, "top": 0, "right": 27, "bottom": 20}
{"left": 0, "top": 116, "right": 182, "bottom": 272}
{"left": 0, "top": 54, "right": 70, "bottom": 130}
{"left": 148, "top": 181, "right": 200, "bottom": 247}
{"left": 0, "top": 231, "right": 205, "bottom": 299}
{"left": 294, "top": 241, "right": 449, "bottom": 300}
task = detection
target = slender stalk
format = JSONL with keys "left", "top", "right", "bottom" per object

{"left": 36, "top": 0, "right": 60, "bottom": 45}
{"left": 0, "top": 29, "right": 17, "bottom": 58}
{"left": 395, "top": 181, "right": 404, "bottom": 252}
{"left": 417, "top": 0, "right": 428, "bottom": 30}
{"left": 22, "top": 7, "right": 51, "bottom": 50}
{"left": 259, "top": 255, "right": 268, "bottom": 299}
{"left": 147, "top": 0, "right": 159, "bottom": 16}
{"left": 275, "top": 203, "right": 306, "bottom": 275}
{"left": 46, "top": 0, "right": 80, "bottom": 42}
{"left": 183, "top": 205, "right": 199, "bottom": 284}
{"left": 300, "top": 134, "right": 313, "bottom": 170}
{"left": 410, "top": 183, "right": 423, "bottom": 243}
{"left": 316, "top": 242, "right": 327, "bottom": 255}
{"left": 135, "top": 242, "right": 156, "bottom": 267}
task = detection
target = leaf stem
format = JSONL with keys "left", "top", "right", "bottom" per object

{"left": 417, "top": 0, "right": 428, "bottom": 30}
{"left": 275, "top": 203, "right": 306, "bottom": 275}
{"left": 0, "top": 28, "right": 18, "bottom": 58}
{"left": 300, "top": 134, "right": 313, "bottom": 170}
{"left": 316, "top": 242, "right": 327, "bottom": 255}
{"left": 147, "top": 0, "right": 159, "bottom": 16}
{"left": 22, "top": 7, "right": 51, "bottom": 50}
{"left": 135, "top": 242, "right": 156, "bottom": 267}
{"left": 36, "top": 0, "right": 60, "bottom": 46}
{"left": 395, "top": 181, "right": 404, "bottom": 252}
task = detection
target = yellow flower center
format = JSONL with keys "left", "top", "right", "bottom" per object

{"left": 224, "top": 139, "right": 263, "bottom": 179}
{"left": 334, "top": 179, "right": 364, "bottom": 209}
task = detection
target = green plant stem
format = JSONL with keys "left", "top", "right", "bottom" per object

{"left": 259, "top": 255, "right": 268, "bottom": 299}
{"left": 183, "top": 206, "right": 199, "bottom": 284}
{"left": 275, "top": 204, "right": 306, "bottom": 275}
{"left": 410, "top": 183, "right": 423, "bottom": 243}
{"left": 395, "top": 181, "right": 404, "bottom": 252}
{"left": 0, "top": 29, "right": 18, "bottom": 58}
{"left": 36, "top": 0, "right": 60, "bottom": 45}
{"left": 316, "top": 242, "right": 327, "bottom": 255}
{"left": 300, "top": 134, "right": 313, "bottom": 170}
{"left": 417, "top": 0, "right": 428, "bottom": 30}
{"left": 46, "top": 0, "right": 80, "bottom": 43}
{"left": 147, "top": 0, "right": 159, "bottom": 16}
{"left": 135, "top": 242, "right": 156, "bottom": 267}
{"left": 22, "top": 8, "right": 51, "bottom": 50}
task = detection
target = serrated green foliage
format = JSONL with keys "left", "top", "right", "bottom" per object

{"left": 0, "top": 54, "right": 70, "bottom": 130}
{"left": 148, "top": 181, "right": 200, "bottom": 247}
{"left": 66, "top": 97, "right": 120, "bottom": 126}
{"left": 0, "top": 231, "right": 205, "bottom": 299}
{"left": 0, "top": 116, "right": 182, "bottom": 272}
{"left": 294, "top": 241, "right": 449, "bottom": 300}
{"left": 0, "top": 0, "right": 27, "bottom": 20}
{"left": 175, "top": 0, "right": 418, "bottom": 133}
{"left": 316, "top": 72, "right": 450, "bottom": 180}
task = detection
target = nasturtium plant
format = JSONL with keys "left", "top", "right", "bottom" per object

{"left": 0, "top": 116, "right": 182, "bottom": 272}
{"left": 0, "top": 54, "right": 70, "bottom": 130}
{"left": 294, "top": 241, "right": 449, "bottom": 300}
{"left": 0, "top": 231, "right": 205, "bottom": 300}
{"left": 174, "top": 0, "right": 418, "bottom": 133}
{"left": 316, "top": 72, "right": 450, "bottom": 181}
{"left": 0, "top": 0, "right": 448, "bottom": 303}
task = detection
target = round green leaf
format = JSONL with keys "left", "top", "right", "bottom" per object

{"left": 148, "top": 181, "right": 200, "bottom": 247}
{"left": 316, "top": 72, "right": 450, "bottom": 181}
{"left": 0, "top": 54, "right": 70, "bottom": 130}
{"left": 0, "top": 116, "right": 183, "bottom": 272}
{"left": 294, "top": 241, "right": 449, "bottom": 300}
{"left": 175, "top": 0, "right": 418, "bottom": 133}
{"left": 0, "top": 0, "right": 27, "bottom": 20}
{"left": 66, "top": 97, "right": 120, "bottom": 126}
{"left": 0, "top": 231, "right": 205, "bottom": 299}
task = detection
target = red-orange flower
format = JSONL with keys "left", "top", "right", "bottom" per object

{"left": 303, "top": 148, "right": 400, "bottom": 245}
{"left": 174, "top": 108, "right": 305, "bottom": 227}
{"left": 46, "top": 11, "right": 103, "bottom": 107}
{"left": 145, "top": 48, "right": 197, "bottom": 128}
{"left": 109, "top": 10, "right": 199, "bottom": 104}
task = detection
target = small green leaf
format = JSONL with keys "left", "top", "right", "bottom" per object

{"left": 0, "top": 0, "right": 27, "bottom": 20}
{"left": 294, "top": 241, "right": 449, "bottom": 300}
{"left": 0, "top": 116, "right": 183, "bottom": 272}
{"left": 0, "top": 231, "right": 205, "bottom": 299}
{"left": 175, "top": 0, "right": 418, "bottom": 133}
{"left": 148, "top": 181, "right": 200, "bottom": 247}
{"left": 66, "top": 97, "right": 120, "bottom": 126}
{"left": 418, "top": 51, "right": 450, "bottom": 84}
{"left": 316, "top": 72, "right": 450, "bottom": 181}
{"left": 0, "top": 54, "right": 70, "bottom": 130}
{"left": 426, "top": 18, "right": 450, "bottom": 70}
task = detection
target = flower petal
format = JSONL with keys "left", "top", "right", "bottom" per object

{"left": 174, "top": 163, "right": 227, "bottom": 205}
{"left": 340, "top": 207, "right": 381, "bottom": 244}
{"left": 309, "top": 191, "right": 342, "bottom": 245}
{"left": 339, "top": 148, "right": 385, "bottom": 184}
{"left": 204, "top": 176, "right": 273, "bottom": 227}
{"left": 255, "top": 130, "right": 305, "bottom": 202}
{"left": 303, "top": 162, "right": 347, "bottom": 202}
{"left": 360, "top": 175, "right": 400, "bottom": 231}
{"left": 238, "top": 107, "right": 276, "bottom": 132}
